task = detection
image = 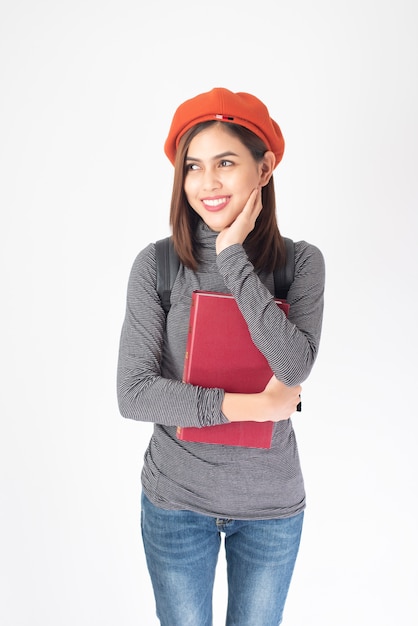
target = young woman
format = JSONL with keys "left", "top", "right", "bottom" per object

{"left": 117, "top": 88, "right": 325, "bottom": 626}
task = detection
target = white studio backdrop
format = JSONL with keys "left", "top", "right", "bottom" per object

{"left": 1, "top": 1, "right": 417, "bottom": 625}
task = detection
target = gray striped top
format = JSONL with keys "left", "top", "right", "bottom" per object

{"left": 117, "top": 221, "right": 325, "bottom": 519}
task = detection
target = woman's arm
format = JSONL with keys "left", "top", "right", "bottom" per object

{"left": 215, "top": 187, "right": 325, "bottom": 386}
{"left": 117, "top": 244, "right": 226, "bottom": 427}
{"left": 217, "top": 241, "right": 325, "bottom": 386}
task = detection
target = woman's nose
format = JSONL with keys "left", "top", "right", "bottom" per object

{"left": 202, "top": 168, "right": 221, "bottom": 191}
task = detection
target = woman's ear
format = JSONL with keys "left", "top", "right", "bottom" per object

{"left": 259, "top": 150, "right": 275, "bottom": 186}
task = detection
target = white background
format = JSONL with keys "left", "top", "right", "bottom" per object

{"left": 1, "top": 1, "right": 417, "bottom": 624}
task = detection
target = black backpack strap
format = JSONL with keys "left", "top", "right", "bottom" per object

{"left": 273, "top": 237, "right": 295, "bottom": 299}
{"left": 155, "top": 236, "right": 180, "bottom": 314}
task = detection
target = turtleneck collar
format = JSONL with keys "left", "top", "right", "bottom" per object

{"left": 195, "top": 220, "right": 219, "bottom": 267}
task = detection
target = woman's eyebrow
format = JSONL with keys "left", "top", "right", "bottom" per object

{"left": 185, "top": 151, "right": 240, "bottom": 162}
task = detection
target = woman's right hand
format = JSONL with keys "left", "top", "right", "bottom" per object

{"left": 222, "top": 375, "right": 302, "bottom": 424}
{"left": 261, "top": 375, "right": 302, "bottom": 422}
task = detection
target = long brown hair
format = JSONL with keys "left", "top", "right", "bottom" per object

{"left": 169, "top": 121, "right": 286, "bottom": 272}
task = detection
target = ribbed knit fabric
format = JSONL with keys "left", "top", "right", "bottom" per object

{"left": 117, "top": 221, "right": 325, "bottom": 519}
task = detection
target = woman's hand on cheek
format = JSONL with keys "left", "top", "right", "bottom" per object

{"left": 216, "top": 187, "right": 262, "bottom": 255}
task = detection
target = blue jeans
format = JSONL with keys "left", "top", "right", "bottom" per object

{"left": 141, "top": 492, "right": 303, "bottom": 626}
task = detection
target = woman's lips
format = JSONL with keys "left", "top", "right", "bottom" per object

{"left": 201, "top": 196, "right": 231, "bottom": 212}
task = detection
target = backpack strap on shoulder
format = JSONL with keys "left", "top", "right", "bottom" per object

{"left": 155, "top": 236, "right": 180, "bottom": 314}
{"left": 273, "top": 237, "right": 295, "bottom": 299}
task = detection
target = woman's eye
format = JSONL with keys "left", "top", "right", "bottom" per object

{"left": 186, "top": 163, "right": 200, "bottom": 171}
{"left": 219, "top": 160, "right": 233, "bottom": 167}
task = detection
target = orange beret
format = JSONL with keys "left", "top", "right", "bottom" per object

{"left": 164, "top": 87, "right": 285, "bottom": 169}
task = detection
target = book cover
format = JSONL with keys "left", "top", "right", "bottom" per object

{"left": 177, "top": 290, "right": 290, "bottom": 448}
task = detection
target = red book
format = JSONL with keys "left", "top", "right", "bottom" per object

{"left": 177, "top": 290, "right": 290, "bottom": 448}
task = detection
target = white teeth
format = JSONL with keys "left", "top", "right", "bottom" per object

{"left": 204, "top": 198, "right": 226, "bottom": 207}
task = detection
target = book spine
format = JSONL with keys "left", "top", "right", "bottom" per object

{"left": 182, "top": 292, "right": 198, "bottom": 385}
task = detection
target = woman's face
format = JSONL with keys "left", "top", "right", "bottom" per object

{"left": 183, "top": 124, "right": 269, "bottom": 233}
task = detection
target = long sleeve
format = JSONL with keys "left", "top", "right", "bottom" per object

{"left": 217, "top": 241, "right": 325, "bottom": 386}
{"left": 117, "top": 243, "right": 227, "bottom": 427}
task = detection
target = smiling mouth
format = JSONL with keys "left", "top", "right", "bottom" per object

{"left": 201, "top": 196, "right": 230, "bottom": 211}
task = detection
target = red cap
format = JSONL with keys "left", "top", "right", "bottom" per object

{"left": 164, "top": 87, "right": 285, "bottom": 168}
